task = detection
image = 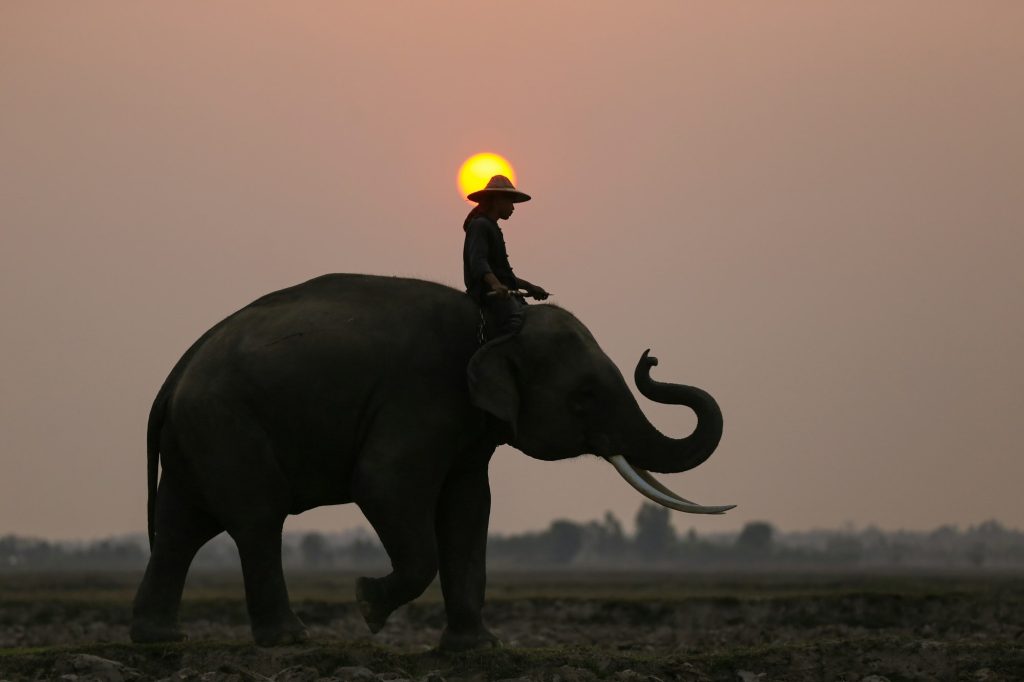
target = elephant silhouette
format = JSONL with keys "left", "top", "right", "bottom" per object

{"left": 130, "top": 274, "right": 732, "bottom": 650}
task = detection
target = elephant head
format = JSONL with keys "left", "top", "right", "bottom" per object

{"left": 467, "top": 305, "right": 734, "bottom": 515}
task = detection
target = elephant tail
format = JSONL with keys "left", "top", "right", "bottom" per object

{"left": 146, "top": 385, "right": 169, "bottom": 551}
{"left": 142, "top": 300, "right": 249, "bottom": 550}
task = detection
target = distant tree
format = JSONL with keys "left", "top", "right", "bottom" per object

{"left": 968, "top": 542, "right": 986, "bottom": 568}
{"left": 81, "top": 538, "right": 145, "bottom": 567}
{"left": 974, "top": 520, "right": 1006, "bottom": 536}
{"left": 300, "top": 532, "right": 331, "bottom": 568}
{"left": 348, "top": 537, "right": 387, "bottom": 566}
{"left": 824, "top": 535, "right": 863, "bottom": 564}
{"left": 575, "top": 512, "right": 626, "bottom": 563}
{"left": 545, "top": 520, "right": 585, "bottom": 564}
{"left": 887, "top": 541, "right": 908, "bottom": 566}
{"left": 735, "top": 522, "right": 774, "bottom": 553}
{"left": 488, "top": 531, "right": 546, "bottom": 565}
{"left": 598, "top": 511, "right": 627, "bottom": 555}
{"left": 634, "top": 503, "right": 675, "bottom": 559}
{"left": 929, "top": 525, "right": 958, "bottom": 542}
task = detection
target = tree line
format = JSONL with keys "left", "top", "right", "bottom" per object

{"left": 3, "top": 505, "right": 1024, "bottom": 571}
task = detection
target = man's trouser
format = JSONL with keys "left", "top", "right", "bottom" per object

{"left": 483, "top": 294, "right": 526, "bottom": 339}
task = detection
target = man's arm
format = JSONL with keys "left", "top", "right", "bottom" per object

{"left": 484, "top": 273, "right": 509, "bottom": 297}
{"left": 465, "top": 223, "right": 493, "bottom": 284}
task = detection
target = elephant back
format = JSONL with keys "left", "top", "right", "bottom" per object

{"left": 169, "top": 274, "right": 483, "bottom": 400}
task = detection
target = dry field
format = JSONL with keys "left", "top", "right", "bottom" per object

{"left": 1, "top": 570, "right": 1022, "bottom": 681}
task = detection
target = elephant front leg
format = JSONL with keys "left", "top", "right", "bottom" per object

{"left": 353, "top": 455, "right": 441, "bottom": 634}
{"left": 435, "top": 464, "right": 500, "bottom": 652}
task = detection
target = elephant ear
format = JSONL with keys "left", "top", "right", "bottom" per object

{"left": 467, "top": 338, "right": 519, "bottom": 437}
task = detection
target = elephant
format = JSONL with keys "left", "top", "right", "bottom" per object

{"left": 130, "top": 273, "right": 733, "bottom": 651}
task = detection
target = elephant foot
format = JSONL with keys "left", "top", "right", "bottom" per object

{"left": 130, "top": 619, "right": 188, "bottom": 644}
{"left": 355, "top": 576, "right": 391, "bottom": 634}
{"left": 252, "top": 613, "right": 309, "bottom": 647}
{"left": 439, "top": 625, "right": 501, "bottom": 653}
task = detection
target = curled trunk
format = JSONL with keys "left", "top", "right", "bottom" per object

{"left": 619, "top": 350, "right": 724, "bottom": 474}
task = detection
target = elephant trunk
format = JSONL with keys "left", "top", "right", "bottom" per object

{"left": 617, "top": 350, "right": 724, "bottom": 475}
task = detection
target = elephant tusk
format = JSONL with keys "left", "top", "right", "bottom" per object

{"left": 634, "top": 467, "right": 700, "bottom": 506}
{"left": 606, "top": 455, "right": 736, "bottom": 515}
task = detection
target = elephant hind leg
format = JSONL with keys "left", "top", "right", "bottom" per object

{"left": 131, "top": 474, "right": 222, "bottom": 643}
{"left": 179, "top": 404, "right": 307, "bottom": 646}
{"left": 230, "top": 520, "right": 308, "bottom": 646}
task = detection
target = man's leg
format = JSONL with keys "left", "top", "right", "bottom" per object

{"left": 484, "top": 296, "right": 526, "bottom": 339}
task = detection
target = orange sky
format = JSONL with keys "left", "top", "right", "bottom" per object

{"left": 2, "top": 3, "right": 1022, "bottom": 539}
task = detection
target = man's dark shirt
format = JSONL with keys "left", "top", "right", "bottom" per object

{"left": 463, "top": 215, "right": 517, "bottom": 302}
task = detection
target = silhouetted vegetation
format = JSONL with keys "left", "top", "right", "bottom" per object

{"left": 3, "top": 508, "right": 1024, "bottom": 571}
{"left": 735, "top": 521, "right": 774, "bottom": 554}
{"left": 633, "top": 503, "right": 676, "bottom": 559}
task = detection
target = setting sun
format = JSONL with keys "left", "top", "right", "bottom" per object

{"left": 457, "top": 152, "right": 516, "bottom": 202}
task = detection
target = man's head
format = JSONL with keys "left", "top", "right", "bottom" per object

{"left": 464, "top": 173, "right": 528, "bottom": 223}
{"left": 487, "top": 195, "right": 516, "bottom": 221}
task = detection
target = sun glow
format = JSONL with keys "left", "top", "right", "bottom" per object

{"left": 457, "top": 152, "right": 516, "bottom": 202}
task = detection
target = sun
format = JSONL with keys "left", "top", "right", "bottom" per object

{"left": 457, "top": 152, "right": 517, "bottom": 202}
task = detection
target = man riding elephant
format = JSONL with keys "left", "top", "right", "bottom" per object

{"left": 129, "top": 272, "right": 733, "bottom": 651}
{"left": 462, "top": 175, "right": 550, "bottom": 338}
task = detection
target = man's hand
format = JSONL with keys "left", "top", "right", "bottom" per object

{"left": 484, "top": 273, "right": 510, "bottom": 298}
{"left": 516, "top": 278, "right": 550, "bottom": 301}
{"left": 528, "top": 285, "right": 550, "bottom": 301}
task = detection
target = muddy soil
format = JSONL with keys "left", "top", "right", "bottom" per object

{"left": 1, "top": 571, "right": 1022, "bottom": 681}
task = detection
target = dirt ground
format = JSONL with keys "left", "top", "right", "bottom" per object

{"left": 1, "top": 570, "right": 1022, "bottom": 681}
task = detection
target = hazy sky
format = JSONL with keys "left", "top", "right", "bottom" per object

{"left": 2, "top": 3, "right": 1022, "bottom": 540}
